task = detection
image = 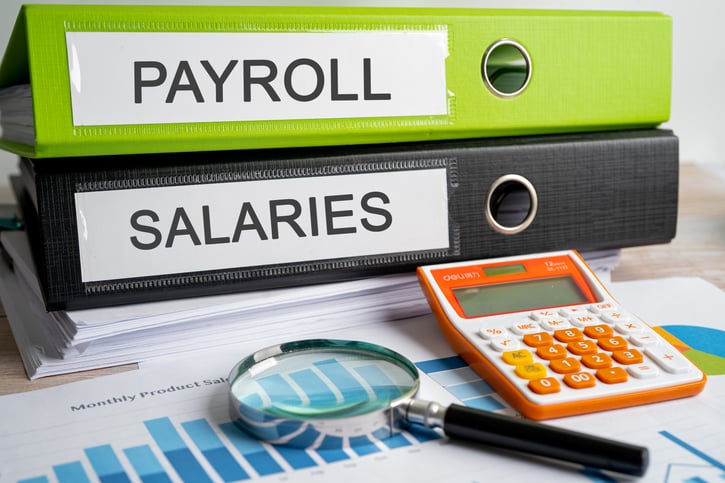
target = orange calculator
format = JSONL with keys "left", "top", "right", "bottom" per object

{"left": 417, "top": 250, "right": 706, "bottom": 420}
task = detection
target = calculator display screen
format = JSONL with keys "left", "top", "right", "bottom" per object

{"left": 452, "top": 276, "right": 588, "bottom": 317}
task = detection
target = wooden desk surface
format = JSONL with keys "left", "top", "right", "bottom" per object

{"left": 1, "top": 163, "right": 723, "bottom": 396}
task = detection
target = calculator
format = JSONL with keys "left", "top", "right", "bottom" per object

{"left": 417, "top": 250, "right": 707, "bottom": 420}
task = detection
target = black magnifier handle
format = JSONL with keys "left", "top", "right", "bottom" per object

{"left": 405, "top": 400, "right": 648, "bottom": 477}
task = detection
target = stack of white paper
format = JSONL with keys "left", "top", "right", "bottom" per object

{"left": 0, "top": 230, "right": 620, "bottom": 379}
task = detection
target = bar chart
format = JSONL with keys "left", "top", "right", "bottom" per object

{"left": 17, "top": 412, "right": 443, "bottom": 483}
{"left": 15, "top": 354, "right": 458, "bottom": 483}
{"left": 9, "top": 349, "right": 724, "bottom": 483}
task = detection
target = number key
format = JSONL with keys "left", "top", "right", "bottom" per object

{"left": 567, "top": 339, "right": 598, "bottom": 355}
{"left": 563, "top": 372, "right": 597, "bottom": 389}
{"left": 523, "top": 332, "right": 553, "bottom": 347}
{"left": 554, "top": 328, "right": 584, "bottom": 343}
{"left": 581, "top": 352, "right": 613, "bottom": 369}
{"left": 528, "top": 377, "right": 561, "bottom": 395}
{"left": 612, "top": 348, "right": 644, "bottom": 365}
{"left": 584, "top": 324, "right": 614, "bottom": 339}
{"left": 536, "top": 344, "right": 567, "bottom": 360}
{"left": 598, "top": 336, "right": 628, "bottom": 352}
{"left": 550, "top": 357, "right": 581, "bottom": 374}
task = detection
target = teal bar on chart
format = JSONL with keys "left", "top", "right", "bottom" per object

{"left": 144, "top": 417, "right": 212, "bottom": 483}
{"left": 84, "top": 444, "right": 130, "bottom": 483}
{"left": 52, "top": 461, "right": 90, "bottom": 483}
{"left": 218, "top": 422, "right": 284, "bottom": 476}
{"left": 181, "top": 419, "right": 249, "bottom": 482}
{"left": 123, "top": 445, "right": 172, "bottom": 483}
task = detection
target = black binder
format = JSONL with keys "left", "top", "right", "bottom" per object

{"left": 16, "top": 129, "right": 678, "bottom": 310}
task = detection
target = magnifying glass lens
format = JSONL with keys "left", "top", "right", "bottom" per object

{"left": 231, "top": 344, "right": 417, "bottom": 419}
{"left": 229, "top": 340, "right": 421, "bottom": 447}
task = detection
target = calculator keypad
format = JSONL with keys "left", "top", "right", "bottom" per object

{"left": 476, "top": 304, "right": 699, "bottom": 402}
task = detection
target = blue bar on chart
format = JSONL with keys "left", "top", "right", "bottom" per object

{"left": 349, "top": 435, "right": 382, "bottom": 457}
{"left": 220, "top": 419, "right": 323, "bottom": 473}
{"left": 52, "top": 461, "right": 90, "bottom": 483}
{"left": 218, "top": 422, "right": 284, "bottom": 477}
{"left": 274, "top": 445, "right": 318, "bottom": 470}
{"left": 379, "top": 432, "right": 414, "bottom": 449}
{"left": 288, "top": 367, "right": 338, "bottom": 406}
{"left": 406, "top": 425, "right": 443, "bottom": 443}
{"left": 144, "top": 417, "right": 212, "bottom": 483}
{"left": 123, "top": 445, "right": 172, "bottom": 483}
{"left": 416, "top": 356, "right": 505, "bottom": 412}
{"left": 84, "top": 444, "right": 131, "bottom": 483}
{"left": 315, "top": 436, "right": 351, "bottom": 463}
{"left": 256, "top": 373, "right": 303, "bottom": 409}
{"left": 353, "top": 363, "right": 404, "bottom": 401}
{"left": 181, "top": 419, "right": 249, "bottom": 482}
{"left": 314, "top": 358, "right": 369, "bottom": 404}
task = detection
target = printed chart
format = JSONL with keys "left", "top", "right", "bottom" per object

{"left": 18, "top": 414, "right": 441, "bottom": 483}
{"left": 3, "top": 298, "right": 725, "bottom": 483}
{"left": 14, "top": 354, "right": 453, "bottom": 483}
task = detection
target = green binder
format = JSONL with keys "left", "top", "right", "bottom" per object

{"left": 0, "top": 5, "right": 671, "bottom": 158}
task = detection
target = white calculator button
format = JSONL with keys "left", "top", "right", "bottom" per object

{"left": 614, "top": 320, "right": 646, "bottom": 335}
{"left": 568, "top": 314, "right": 600, "bottom": 327}
{"left": 588, "top": 302, "right": 617, "bottom": 314}
{"left": 559, "top": 307, "right": 590, "bottom": 318}
{"left": 538, "top": 317, "right": 571, "bottom": 331}
{"left": 490, "top": 336, "right": 520, "bottom": 352}
{"left": 600, "top": 310, "right": 631, "bottom": 324}
{"left": 627, "top": 364, "right": 660, "bottom": 379}
{"left": 629, "top": 331, "right": 659, "bottom": 347}
{"left": 479, "top": 327, "right": 507, "bottom": 340}
{"left": 511, "top": 321, "right": 543, "bottom": 335}
{"left": 644, "top": 345, "right": 693, "bottom": 374}
{"left": 530, "top": 310, "right": 559, "bottom": 321}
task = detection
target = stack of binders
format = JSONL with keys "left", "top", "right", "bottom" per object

{"left": 0, "top": 6, "right": 678, "bottom": 375}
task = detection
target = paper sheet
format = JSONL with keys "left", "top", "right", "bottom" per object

{"left": 0, "top": 230, "right": 620, "bottom": 378}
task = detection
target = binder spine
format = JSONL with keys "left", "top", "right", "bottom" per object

{"left": 2, "top": 5, "right": 672, "bottom": 157}
{"left": 26, "top": 130, "right": 677, "bottom": 310}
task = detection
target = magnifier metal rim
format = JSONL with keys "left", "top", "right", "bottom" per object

{"left": 228, "top": 339, "right": 420, "bottom": 448}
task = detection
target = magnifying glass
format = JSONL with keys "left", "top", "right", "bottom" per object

{"left": 228, "top": 339, "right": 648, "bottom": 477}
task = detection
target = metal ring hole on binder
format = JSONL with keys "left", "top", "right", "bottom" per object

{"left": 485, "top": 174, "right": 538, "bottom": 235}
{"left": 481, "top": 39, "right": 531, "bottom": 97}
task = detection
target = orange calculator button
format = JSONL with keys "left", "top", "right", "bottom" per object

{"left": 528, "top": 377, "right": 561, "bottom": 395}
{"left": 502, "top": 350, "right": 533, "bottom": 366}
{"left": 514, "top": 363, "right": 547, "bottom": 380}
{"left": 563, "top": 372, "right": 597, "bottom": 389}
{"left": 583, "top": 324, "right": 614, "bottom": 339}
{"left": 554, "top": 328, "right": 584, "bottom": 343}
{"left": 612, "top": 348, "right": 644, "bottom": 365}
{"left": 550, "top": 357, "right": 581, "bottom": 374}
{"left": 598, "top": 336, "right": 628, "bottom": 352}
{"left": 596, "top": 367, "right": 629, "bottom": 384}
{"left": 523, "top": 332, "right": 553, "bottom": 347}
{"left": 581, "top": 352, "right": 613, "bottom": 369}
{"left": 567, "top": 340, "right": 599, "bottom": 356}
{"left": 536, "top": 344, "right": 567, "bottom": 361}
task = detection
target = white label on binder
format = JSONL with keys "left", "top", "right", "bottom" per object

{"left": 66, "top": 31, "right": 449, "bottom": 125}
{"left": 74, "top": 168, "right": 450, "bottom": 282}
